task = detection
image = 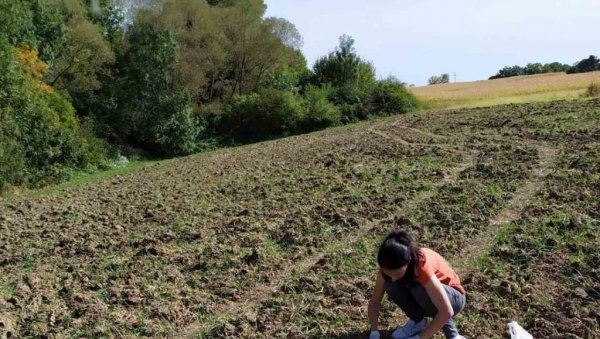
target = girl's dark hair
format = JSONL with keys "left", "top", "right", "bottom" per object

{"left": 377, "top": 231, "right": 421, "bottom": 282}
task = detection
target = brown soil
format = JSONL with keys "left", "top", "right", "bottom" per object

{"left": 1, "top": 99, "right": 599, "bottom": 338}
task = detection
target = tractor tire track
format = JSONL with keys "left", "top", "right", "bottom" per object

{"left": 452, "top": 145, "right": 561, "bottom": 274}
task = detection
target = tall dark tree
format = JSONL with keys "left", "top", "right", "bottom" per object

{"left": 44, "top": 0, "right": 115, "bottom": 113}
{"left": 100, "top": 22, "right": 199, "bottom": 155}
{"left": 156, "top": 0, "right": 302, "bottom": 107}
{"left": 569, "top": 55, "right": 600, "bottom": 73}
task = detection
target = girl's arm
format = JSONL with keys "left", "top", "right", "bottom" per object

{"left": 368, "top": 270, "right": 386, "bottom": 331}
{"left": 417, "top": 275, "right": 454, "bottom": 339}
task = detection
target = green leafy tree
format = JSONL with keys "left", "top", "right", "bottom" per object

{"left": 311, "top": 35, "right": 380, "bottom": 122}
{"left": 0, "top": 0, "right": 35, "bottom": 43}
{"left": 311, "top": 34, "right": 376, "bottom": 123}
{"left": 0, "top": 0, "right": 68, "bottom": 64}
{"left": 313, "top": 35, "right": 376, "bottom": 103}
{"left": 101, "top": 22, "right": 198, "bottom": 155}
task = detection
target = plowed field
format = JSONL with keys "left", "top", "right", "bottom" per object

{"left": 1, "top": 99, "right": 599, "bottom": 338}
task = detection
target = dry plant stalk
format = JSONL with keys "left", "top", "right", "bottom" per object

{"left": 583, "top": 82, "right": 600, "bottom": 97}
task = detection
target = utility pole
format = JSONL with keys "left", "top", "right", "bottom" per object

{"left": 453, "top": 73, "right": 457, "bottom": 83}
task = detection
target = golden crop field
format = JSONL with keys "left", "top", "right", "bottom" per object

{"left": 410, "top": 71, "right": 600, "bottom": 109}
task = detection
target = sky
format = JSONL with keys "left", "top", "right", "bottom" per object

{"left": 264, "top": 0, "right": 600, "bottom": 86}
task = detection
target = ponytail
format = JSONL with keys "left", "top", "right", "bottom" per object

{"left": 377, "top": 230, "right": 421, "bottom": 282}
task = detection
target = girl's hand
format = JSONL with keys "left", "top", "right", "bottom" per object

{"left": 369, "top": 330, "right": 381, "bottom": 339}
{"left": 368, "top": 271, "right": 386, "bottom": 333}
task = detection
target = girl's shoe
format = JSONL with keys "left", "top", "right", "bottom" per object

{"left": 391, "top": 318, "right": 429, "bottom": 339}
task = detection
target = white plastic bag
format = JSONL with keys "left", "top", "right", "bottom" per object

{"left": 508, "top": 321, "right": 533, "bottom": 339}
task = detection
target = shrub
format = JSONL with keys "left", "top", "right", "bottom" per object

{"left": 367, "top": 79, "right": 420, "bottom": 116}
{"left": 220, "top": 88, "right": 304, "bottom": 141}
{"left": 336, "top": 102, "right": 368, "bottom": 124}
{"left": 299, "top": 85, "right": 340, "bottom": 131}
{"left": 153, "top": 104, "right": 201, "bottom": 156}
{"left": 69, "top": 117, "right": 112, "bottom": 170}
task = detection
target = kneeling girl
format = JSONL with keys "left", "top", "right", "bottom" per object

{"left": 368, "top": 231, "right": 466, "bottom": 339}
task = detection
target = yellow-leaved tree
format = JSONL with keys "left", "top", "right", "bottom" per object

{"left": 16, "top": 46, "right": 53, "bottom": 94}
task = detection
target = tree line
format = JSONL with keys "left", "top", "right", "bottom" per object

{"left": 0, "top": 0, "right": 419, "bottom": 192}
{"left": 428, "top": 73, "right": 450, "bottom": 85}
{"left": 490, "top": 55, "right": 600, "bottom": 79}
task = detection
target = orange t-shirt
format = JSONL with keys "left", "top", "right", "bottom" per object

{"left": 415, "top": 248, "right": 464, "bottom": 294}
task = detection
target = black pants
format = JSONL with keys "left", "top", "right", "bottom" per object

{"left": 385, "top": 281, "right": 466, "bottom": 338}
